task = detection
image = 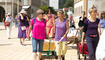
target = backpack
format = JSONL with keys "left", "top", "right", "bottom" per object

{"left": 32, "top": 18, "right": 46, "bottom": 30}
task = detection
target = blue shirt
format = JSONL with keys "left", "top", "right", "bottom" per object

{"left": 100, "top": 19, "right": 105, "bottom": 28}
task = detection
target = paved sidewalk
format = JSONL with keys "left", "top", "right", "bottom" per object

{"left": 0, "top": 23, "right": 85, "bottom": 60}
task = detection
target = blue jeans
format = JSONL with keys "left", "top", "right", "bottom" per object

{"left": 32, "top": 38, "right": 44, "bottom": 52}
{"left": 86, "top": 36, "right": 99, "bottom": 60}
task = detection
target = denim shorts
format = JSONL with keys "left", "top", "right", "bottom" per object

{"left": 32, "top": 38, "right": 44, "bottom": 52}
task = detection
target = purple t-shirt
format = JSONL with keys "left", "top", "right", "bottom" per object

{"left": 83, "top": 18, "right": 100, "bottom": 36}
{"left": 55, "top": 18, "right": 67, "bottom": 41}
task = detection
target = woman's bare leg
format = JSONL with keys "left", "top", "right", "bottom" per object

{"left": 33, "top": 53, "right": 37, "bottom": 60}
{"left": 37, "top": 52, "right": 42, "bottom": 60}
{"left": 58, "top": 56, "right": 62, "bottom": 60}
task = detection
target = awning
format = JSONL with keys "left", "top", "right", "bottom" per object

{"left": 22, "top": 5, "right": 30, "bottom": 9}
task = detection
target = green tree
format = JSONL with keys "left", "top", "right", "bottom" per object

{"left": 63, "top": 0, "right": 74, "bottom": 8}
{"left": 40, "top": 6, "right": 56, "bottom": 15}
{"left": 40, "top": 6, "right": 48, "bottom": 13}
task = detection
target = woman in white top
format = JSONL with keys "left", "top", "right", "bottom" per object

{"left": 5, "top": 13, "right": 13, "bottom": 39}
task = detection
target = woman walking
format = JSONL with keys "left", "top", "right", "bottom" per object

{"left": 54, "top": 10, "right": 69, "bottom": 60}
{"left": 45, "top": 9, "right": 55, "bottom": 38}
{"left": 5, "top": 13, "right": 13, "bottom": 39}
{"left": 100, "top": 11, "right": 105, "bottom": 33}
{"left": 27, "top": 9, "right": 46, "bottom": 60}
{"left": 81, "top": 6, "right": 101, "bottom": 60}
{"left": 18, "top": 10, "right": 28, "bottom": 45}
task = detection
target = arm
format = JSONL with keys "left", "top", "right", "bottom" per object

{"left": 53, "top": 19, "right": 56, "bottom": 34}
{"left": 27, "top": 25, "right": 32, "bottom": 40}
{"left": 98, "top": 23, "right": 101, "bottom": 35}
{"left": 81, "top": 20, "right": 87, "bottom": 44}
{"left": 26, "top": 16, "right": 30, "bottom": 22}
{"left": 20, "top": 14, "right": 24, "bottom": 20}
{"left": 81, "top": 32, "right": 85, "bottom": 42}
{"left": 27, "top": 18, "right": 34, "bottom": 40}
{"left": 63, "top": 20, "right": 69, "bottom": 38}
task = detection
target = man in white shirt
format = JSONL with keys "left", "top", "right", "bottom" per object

{"left": 5, "top": 13, "right": 13, "bottom": 39}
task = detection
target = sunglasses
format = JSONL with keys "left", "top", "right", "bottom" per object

{"left": 41, "top": 13, "right": 44, "bottom": 15}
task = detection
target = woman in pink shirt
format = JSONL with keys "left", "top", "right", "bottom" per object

{"left": 27, "top": 9, "right": 46, "bottom": 60}
{"left": 45, "top": 9, "right": 55, "bottom": 38}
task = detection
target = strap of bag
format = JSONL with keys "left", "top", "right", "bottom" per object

{"left": 32, "top": 18, "right": 46, "bottom": 30}
{"left": 32, "top": 18, "right": 36, "bottom": 30}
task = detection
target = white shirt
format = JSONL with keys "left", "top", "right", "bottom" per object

{"left": 5, "top": 16, "right": 13, "bottom": 22}
{"left": 96, "top": 30, "right": 105, "bottom": 60}
{"left": 5, "top": 16, "right": 13, "bottom": 27}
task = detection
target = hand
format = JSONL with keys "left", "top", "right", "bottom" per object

{"left": 20, "top": 13, "right": 22, "bottom": 16}
{"left": 63, "top": 35, "right": 67, "bottom": 38}
{"left": 81, "top": 40, "right": 84, "bottom": 47}
{"left": 27, "top": 34, "right": 31, "bottom": 40}
{"left": 99, "top": 32, "right": 102, "bottom": 35}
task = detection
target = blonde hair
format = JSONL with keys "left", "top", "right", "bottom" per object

{"left": 89, "top": 5, "right": 97, "bottom": 14}
{"left": 57, "top": 10, "right": 64, "bottom": 14}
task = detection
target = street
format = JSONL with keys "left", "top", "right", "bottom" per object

{"left": 0, "top": 23, "right": 84, "bottom": 60}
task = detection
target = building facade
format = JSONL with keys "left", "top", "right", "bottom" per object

{"left": 59, "top": 0, "right": 66, "bottom": 8}
{"left": 31, "top": 0, "right": 49, "bottom": 17}
{"left": 0, "top": 0, "right": 23, "bottom": 21}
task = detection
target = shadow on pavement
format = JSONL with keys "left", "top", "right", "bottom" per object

{"left": 0, "top": 43, "right": 12, "bottom": 46}
{"left": 67, "top": 45, "right": 77, "bottom": 50}
{"left": 24, "top": 44, "right": 32, "bottom": 45}
{"left": 0, "top": 29, "right": 6, "bottom": 31}
{"left": 41, "top": 56, "right": 57, "bottom": 60}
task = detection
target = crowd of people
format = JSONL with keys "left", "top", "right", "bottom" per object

{"left": 1, "top": 5, "right": 105, "bottom": 60}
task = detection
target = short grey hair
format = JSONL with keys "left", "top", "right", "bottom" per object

{"left": 36, "top": 9, "right": 44, "bottom": 15}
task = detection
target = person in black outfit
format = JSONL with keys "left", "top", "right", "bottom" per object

{"left": 78, "top": 11, "right": 87, "bottom": 40}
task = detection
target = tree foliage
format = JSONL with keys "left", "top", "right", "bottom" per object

{"left": 63, "top": 0, "right": 74, "bottom": 8}
{"left": 40, "top": 6, "right": 48, "bottom": 13}
{"left": 40, "top": 6, "right": 56, "bottom": 14}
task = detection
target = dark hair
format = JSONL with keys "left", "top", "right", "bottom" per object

{"left": 100, "top": 11, "right": 105, "bottom": 19}
{"left": 46, "top": 9, "right": 52, "bottom": 14}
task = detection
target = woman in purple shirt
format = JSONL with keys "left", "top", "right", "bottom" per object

{"left": 54, "top": 10, "right": 69, "bottom": 60}
{"left": 81, "top": 6, "right": 101, "bottom": 60}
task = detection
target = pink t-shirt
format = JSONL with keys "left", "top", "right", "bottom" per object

{"left": 30, "top": 18, "right": 46, "bottom": 40}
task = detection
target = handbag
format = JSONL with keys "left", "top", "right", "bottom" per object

{"left": 5, "top": 22, "right": 10, "bottom": 26}
{"left": 21, "top": 26, "right": 26, "bottom": 31}
{"left": 78, "top": 43, "right": 88, "bottom": 54}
